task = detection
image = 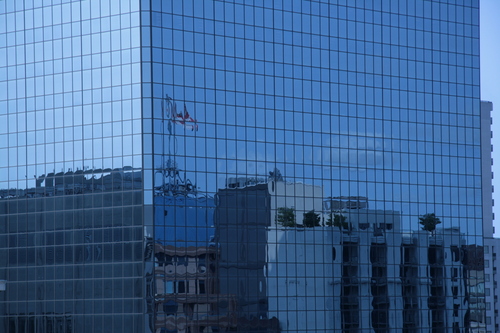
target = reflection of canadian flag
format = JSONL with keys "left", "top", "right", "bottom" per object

{"left": 171, "top": 103, "right": 198, "bottom": 131}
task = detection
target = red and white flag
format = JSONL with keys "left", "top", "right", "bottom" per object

{"left": 170, "top": 103, "right": 198, "bottom": 131}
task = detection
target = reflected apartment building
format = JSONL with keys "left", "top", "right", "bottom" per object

{"left": 217, "top": 178, "right": 484, "bottom": 332}
{"left": 0, "top": 0, "right": 485, "bottom": 332}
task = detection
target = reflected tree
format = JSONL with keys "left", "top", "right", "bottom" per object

{"left": 276, "top": 207, "right": 296, "bottom": 227}
{"left": 419, "top": 213, "right": 441, "bottom": 234}
{"left": 303, "top": 210, "right": 321, "bottom": 228}
{"left": 326, "top": 213, "right": 349, "bottom": 230}
{"left": 268, "top": 167, "right": 284, "bottom": 181}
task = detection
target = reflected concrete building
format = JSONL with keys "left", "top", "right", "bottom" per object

{"left": 266, "top": 227, "right": 335, "bottom": 332}
{"left": 269, "top": 209, "right": 476, "bottom": 333}
{"left": 215, "top": 180, "right": 281, "bottom": 332}
{"left": 481, "top": 100, "right": 499, "bottom": 333}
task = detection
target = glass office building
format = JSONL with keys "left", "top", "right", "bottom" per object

{"left": 0, "top": 1, "right": 484, "bottom": 332}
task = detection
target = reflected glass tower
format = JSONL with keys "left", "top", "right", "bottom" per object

{"left": 0, "top": 1, "right": 484, "bottom": 332}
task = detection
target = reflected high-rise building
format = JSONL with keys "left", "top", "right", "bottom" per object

{"left": 0, "top": 1, "right": 484, "bottom": 332}
{"left": 480, "top": 101, "right": 498, "bottom": 333}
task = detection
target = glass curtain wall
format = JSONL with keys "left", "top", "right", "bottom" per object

{"left": 0, "top": 1, "right": 146, "bottom": 332}
{"left": 146, "top": 1, "right": 483, "bottom": 332}
{"left": 0, "top": 0, "right": 484, "bottom": 332}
